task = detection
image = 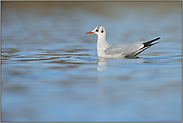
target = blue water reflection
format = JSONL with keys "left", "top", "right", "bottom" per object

{"left": 1, "top": 1, "right": 182, "bottom": 122}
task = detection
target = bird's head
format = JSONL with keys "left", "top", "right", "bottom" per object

{"left": 86, "top": 26, "right": 106, "bottom": 36}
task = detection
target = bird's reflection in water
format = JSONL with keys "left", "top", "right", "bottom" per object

{"left": 97, "top": 58, "right": 109, "bottom": 71}
{"left": 97, "top": 56, "right": 146, "bottom": 71}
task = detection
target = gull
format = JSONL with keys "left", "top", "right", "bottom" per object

{"left": 86, "top": 26, "right": 160, "bottom": 58}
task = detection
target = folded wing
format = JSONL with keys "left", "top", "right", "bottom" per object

{"left": 104, "top": 37, "right": 160, "bottom": 57}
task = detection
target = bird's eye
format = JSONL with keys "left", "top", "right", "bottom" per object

{"left": 96, "top": 30, "right": 99, "bottom": 32}
{"left": 101, "top": 30, "right": 104, "bottom": 33}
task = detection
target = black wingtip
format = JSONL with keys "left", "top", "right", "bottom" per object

{"left": 151, "top": 41, "right": 160, "bottom": 46}
{"left": 143, "top": 37, "right": 161, "bottom": 47}
{"left": 149, "top": 37, "right": 161, "bottom": 42}
{"left": 155, "top": 37, "right": 161, "bottom": 40}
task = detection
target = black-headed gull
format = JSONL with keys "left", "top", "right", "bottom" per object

{"left": 86, "top": 26, "right": 160, "bottom": 58}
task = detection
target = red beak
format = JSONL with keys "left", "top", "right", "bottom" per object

{"left": 86, "top": 31, "right": 94, "bottom": 34}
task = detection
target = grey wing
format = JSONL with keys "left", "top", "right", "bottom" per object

{"left": 104, "top": 45, "right": 129, "bottom": 55}
{"left": 105, "top": 42, "right": 144, "bottom": 56}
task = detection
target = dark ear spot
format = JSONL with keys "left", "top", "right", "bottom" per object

{"left": 101, "top": 30, "right": 104, "bottom": 33}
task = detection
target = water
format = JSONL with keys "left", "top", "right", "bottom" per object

{"left": 1, "top": 1, "right": 182, "bottom": 122}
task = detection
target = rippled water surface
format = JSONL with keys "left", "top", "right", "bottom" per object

{"left": 1, "top": 1, "right": 182, "bottom": 122}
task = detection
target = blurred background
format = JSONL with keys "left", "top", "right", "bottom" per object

{"left": 1, "top": 1, "right": 182, "bottom": 122}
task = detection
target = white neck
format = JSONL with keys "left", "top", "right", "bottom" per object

{"left": 97, "top": 34, "right": 111, "bottom": 57}
{"left": 97, "top": 34, "right": 110, "bottom": 49}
